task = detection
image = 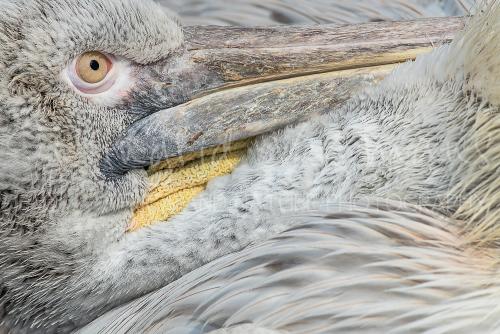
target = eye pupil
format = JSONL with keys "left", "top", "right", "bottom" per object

{"left": 90, "top": 59, "right": 100, "bottom": 71}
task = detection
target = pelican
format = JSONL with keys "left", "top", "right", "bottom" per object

{"left": 0, "top": 0, "right": 498, "bottom": 333}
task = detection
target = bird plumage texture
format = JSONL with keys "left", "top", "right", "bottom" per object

{"left": 81, "top": 202, "right": 500, "bottom": 334}
{"left": 157, "top": 0, "right": 474, "bottom": 26}
{"left": 0, "top": 0, "right": 499, "bottom": 333}
{"left": 0, "top": 0, "right": 185, "bottom": 331}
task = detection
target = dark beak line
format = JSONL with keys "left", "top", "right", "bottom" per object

{"left": 102, "top": 17, "right": 465, "bottom": 177}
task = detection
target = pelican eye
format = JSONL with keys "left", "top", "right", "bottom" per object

{"left": 76, "top": 51, "right": 111, "bottom": 84}
{"left": 67, "top": 51, "right": 119, "bottom": 95}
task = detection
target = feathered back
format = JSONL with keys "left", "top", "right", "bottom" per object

{"left": 450, "top": 1, "right": 500, "bottom": 245}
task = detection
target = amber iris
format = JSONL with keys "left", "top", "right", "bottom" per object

{"left": 76, "top": 51, "right": 111, "bottom": 84}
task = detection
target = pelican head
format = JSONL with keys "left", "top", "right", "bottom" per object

{"left": 0, "top": 0, "right": 498, "bottom": 333}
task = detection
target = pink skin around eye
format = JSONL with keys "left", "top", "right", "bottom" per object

{"left": 118, "top": 90, "right": 129, "bottom": 98}
{"left": 68, "top": 53, "right": 117, "bottom": 95}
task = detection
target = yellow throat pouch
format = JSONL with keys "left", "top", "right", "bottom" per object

{"left": 130, "top": 141, "right": 248, "bottom": 231}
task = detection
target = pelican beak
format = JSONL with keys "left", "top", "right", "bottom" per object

{"left": 103, "top": 17, "right": 463, "bottom": 176}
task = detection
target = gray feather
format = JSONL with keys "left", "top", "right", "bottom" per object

{"left": 155, "top": 0, "right": 475, "bottom": 26}
{"left": 80, "top": 201, "right": 500, "bottom": 334}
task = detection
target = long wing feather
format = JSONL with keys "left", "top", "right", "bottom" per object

{"left": 79, "top": 200, "right": 500, "bottom": 334}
